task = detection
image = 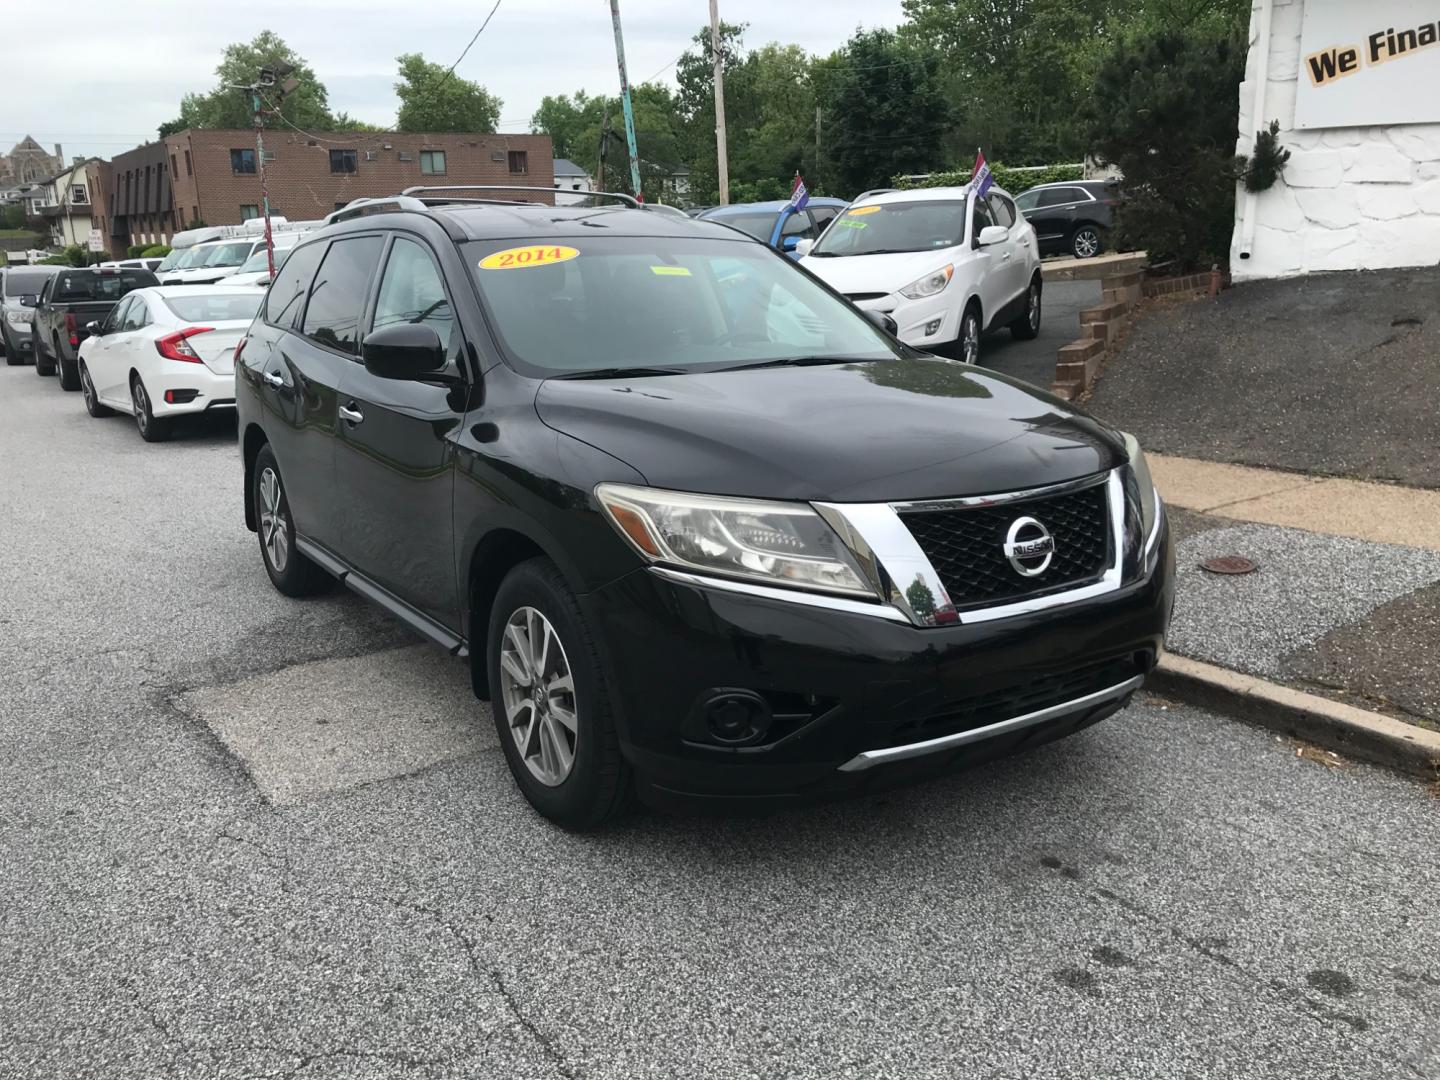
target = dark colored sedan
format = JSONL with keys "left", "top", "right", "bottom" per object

{"left": 1014, "top": 180, "right": 1119, "bottom": 259}
{"left": 235, "top": 186, "right": 1172, "bottom": 828}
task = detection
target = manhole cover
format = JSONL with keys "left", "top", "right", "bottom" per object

{"left": 1200, "top": 555, "right": 1258, "bottom": 575}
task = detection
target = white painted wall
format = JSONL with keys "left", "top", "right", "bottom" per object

{"left": 1231, "top": 0, "right": 1440, "bottom": 281}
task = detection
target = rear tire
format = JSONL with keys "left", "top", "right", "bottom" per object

{"left": 1071, "top": 224, "right": 1103, "bottom": 259}
{"left": 1009, "top": 276, "right": 1042, "bottom": 340}
{"left": 251, "top": 443, "right": 331, "bottom": 597}
{"left": 57, "top": 342, "right": 81, "bottom": 391}
{"left": 487, "top": 557, "right": 631, "bottom": 830}
{"left": 80, "top": 362, "right": 113, "bottom": 417}
{"left": 130, "top": 374, "right": 173, "bottom": 443}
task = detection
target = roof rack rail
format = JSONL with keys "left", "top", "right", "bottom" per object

{"left": 854, "top": 187, "right": 900, "bottom": 201}
{"left": 324, "top": 195, "right": 430, "bottom": 225}
{"left": 400, "top": 184, "right": 640, "bottom": 209}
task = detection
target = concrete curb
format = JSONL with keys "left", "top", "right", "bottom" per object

{"left": 1149, "top": 653, "right": 1440, "bottom": 781}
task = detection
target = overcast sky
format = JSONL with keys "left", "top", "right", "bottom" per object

{"left": 5, "top": 0, "right": 906, "bottom": 165}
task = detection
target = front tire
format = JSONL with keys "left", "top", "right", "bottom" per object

{"left": 1010, "top": 276, "right": 1042, "bottom": 340}
{"left": 487, "top": 557, "right": 631, "bottom": 829}
{"left": 34, "top": 332, "right": 55, "bottom": 376}
{"left": 2, "top": 327, "right": 20, "bottom": 365}
{"left": 955, "top": 301, "right": 982, "bottom": 365}
{"left": 130, "top": 374, "right": 172, "bottom": 443}
{"left": 251, "top": 443, "right": 331, "bottom": 597}
{"left": 80, "top": 362, "right": 113, "bottom": 417}
{"left": 1071, "top": 224, "right": 1103, "bottom": 259}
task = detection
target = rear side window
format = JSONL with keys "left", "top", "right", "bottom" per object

{"left": 265, "top": 242, "right": 325, "bottom": 328}
{"left": 1037, "top": 187, "right": 1085, "bottom": 208}
{"left": 301, "top": 235, "right": 384, "bottom": 355}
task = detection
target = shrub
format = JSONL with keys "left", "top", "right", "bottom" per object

{"left": 127, "top": 244, "right": 147, "bottom": 258}
{"left": 892, "top": 162, "right": 1083, "bottom": 195}
{"left": 59, "top": 244, "right": 88, "bottom": 267}
{"left": 141, "top": 244, "right": 171, "bottom": 257}
{"left": 1085, "top": 26, "right": 1245, "bottom": 270}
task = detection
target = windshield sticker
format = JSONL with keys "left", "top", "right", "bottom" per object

{"left": 836, "top": 219, "right": 869, "bottom": 230}
{"left": 650, "top": 266, "right": 692, "bottom": 276}
{"left": 847, "top": 205, "right": 882, "bottom": 216}
{"left": 479, "top": 245, "right": 580, "bottom": 270}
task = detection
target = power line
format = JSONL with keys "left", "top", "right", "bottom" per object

{"left": 396, "top": 0, "right": 504, "bottom": 125}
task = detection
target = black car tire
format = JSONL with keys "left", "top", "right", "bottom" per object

{"left": 955, "top": 301, "right": 983, "bottom": 365}
{"left": 34, "top": 332, "right": 55, "bottom": 376}
{"left": 56, "top": 340, "right": 81, "bottom": 391}
{"left": 251, "top": 443, "right": 331, "bottom": 597}
{"left": 487, "top": 557, "right": 631, "bottom": 830}
{"left": 1009, "top": 276, "right": 1042, "bottom": 341}
{"left": 1071, "top": 224, "right": 1103, "bottom": 259}
{"left": 80, "top": 362, "right": 113, "bottom": 417}
{"left": 130, "top": 373, "right": 173, "bottom": 443}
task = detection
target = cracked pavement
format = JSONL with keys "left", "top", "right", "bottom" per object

{"left": 3, "top": 370, "right": 1439, "bottom": 1079}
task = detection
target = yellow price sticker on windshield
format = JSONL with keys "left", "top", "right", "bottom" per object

{"left": 847, "top": 205, "right": 882, "bottom": 216}
{"left": 478, "top": 245, "right": 579, "bottom": 270}
{"left": 651, "top": 265, "right": 692, "bottom": 276}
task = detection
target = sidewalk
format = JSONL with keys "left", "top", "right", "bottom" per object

{"left": 1154, "top": 455, "right": 1440, "bottom": 738}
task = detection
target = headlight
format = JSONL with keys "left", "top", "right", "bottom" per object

{"left": 596, "top": 483, "right": 875, "bottom": 597}
{"left": 1122, "top": 431, "right": 1161, "bottom": 556}
{"left": 5, "top": 309, "right": 32, "bottom": 326}
{"left": 898, "top": 265, "right": 953, "bottom": 299}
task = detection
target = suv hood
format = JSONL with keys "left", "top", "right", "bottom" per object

{"left": 801, "top": 249, "right": 964, "bottom": 296}
{"left": 534, "top": 358, "right": 1124, "bottom": 503}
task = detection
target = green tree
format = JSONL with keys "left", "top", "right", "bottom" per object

{"left": 531, "top": 85, "right": 686, "bottom": 200}
{"left": 818, "top": 29, "right": 946, "bottom": 196}
{"left": 157, "top": 31, "right": 335, "bottom": 134}
{"left": 531, "top": 91, "right": 605, "bottom": 160}
{"left": 1086, "top": 25, "right": 1245, "bottom": 268}
{"left": 332, "top": 112, "right": 386, "bottom": 132}
{"left": 395, "top": 53, "right": 502, "bottom": 132}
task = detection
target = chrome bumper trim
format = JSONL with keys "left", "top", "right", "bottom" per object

{"left": 836, "top": 675, "right": 1144, "bottom": 772}
{"left": 648, "top": 567, "right": 911, "bottom": 623}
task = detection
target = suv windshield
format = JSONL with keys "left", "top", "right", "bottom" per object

{"left": 809, "top": 199, "right": 969, "bottom": 257}
{"left": 466, "top": 236, "right": 899, "bottom": 376}
{"left": 201, "top": 242, "right": 254, "bottom": 269}
{"left": 172, "top": 246, "right": 214, "bottom": 270}
{"left": 2, "top": 269, "right": 55, "bottom": 299}
{"left": 156, "top": 249, "right": 187, "bottom": 272}
{"left": 239, "top": 246, "right": 292, "bottom": 274}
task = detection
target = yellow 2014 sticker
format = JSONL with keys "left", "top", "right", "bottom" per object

{"left": 478, "top": 245, "right": 580, "bottom": 270}
{"left": 847, "top": 205, "right": 882, "bottom": 216}
{"left": 650, "top": 265, "right": 692, "bottom": 276}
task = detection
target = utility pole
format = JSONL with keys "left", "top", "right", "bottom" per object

{"left": 710, "top": 0, "right": 729, "bottom": 205}
{"left": 814, "top": 105, "right": 822, "bottom": 193}
{"left": 250, "top": 88, "right": 276, "bottom": 280}
{"left": 596, "top": 105, "right": 611, "bottom": 193}
{"left": 608, "top": 0, "right": 644, "bottom": 202}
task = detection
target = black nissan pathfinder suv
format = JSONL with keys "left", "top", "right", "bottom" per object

{"left": 236, "top": 186, "right": 1172, "bottom": 828}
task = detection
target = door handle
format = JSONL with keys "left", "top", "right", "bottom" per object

{"left": 1002, "top": 252, "right": 1013, "bottom": 260}
{"left": 338, "top": 404, "right": 364, "bottom": 425}
{"left": 261, "top": 370, "right": 284, "bottom": 388}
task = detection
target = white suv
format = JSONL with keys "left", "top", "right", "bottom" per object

{"left": 798, "top": 185, "right": 1042, "bottom": 364}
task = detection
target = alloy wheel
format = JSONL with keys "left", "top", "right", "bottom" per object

{"left": 81, "top": 366, "right": 95, "bottom": 410}
{"left": 1074, "top": 228, "right": 1100, "bottom": 259}
{"left": 962, "top": 311, "right": 981, "bottom": 365}
{"left": 257, "top": 467, "right": 290, "bottom": 574}
{"left": 132, "top": 380, "right": 149, "bottom": 436}
{"left": 1028, "top": 284, "right": 1042, "bottom": 331}
{"left": 498, "top": 605, "right": 578, "bottom": 787}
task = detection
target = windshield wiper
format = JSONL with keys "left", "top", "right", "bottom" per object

{"left": 717, "top": 356, "right": 858, "bottom": 372}
{"left": 554, "top": 366, "right": 691, "bottom": 380}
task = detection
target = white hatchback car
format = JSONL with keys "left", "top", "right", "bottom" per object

{"left": 798, "top": 185, "right": 1042, "bottom": 363}
{"left": 76, "top": 286, "right": 262, "bottom": 442}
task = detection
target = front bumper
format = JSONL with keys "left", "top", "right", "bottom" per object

{"left": 149, "top": 365, "right": 236, "bottom": 416}
{"left": 851, "top": 291, "right": 961, "bottom": 347}
{"left": 583, "top": 513, "right": 1174, "bottom": 805}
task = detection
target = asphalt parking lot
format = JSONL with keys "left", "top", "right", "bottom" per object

{"left": 3, "top": 369, "right": 1438, "bottom": 1080}
{"left": 980, "top": 279, "right": 1100, "bottom": 389}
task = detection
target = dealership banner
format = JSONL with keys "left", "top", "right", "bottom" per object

{"left": 1295, "top": 0, "right": 1440, "bottom": 129}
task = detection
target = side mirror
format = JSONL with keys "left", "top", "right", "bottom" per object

{"left": 780, "top": 235, "right": 800, "bottom": 253}
{"left": 794, "top": 239, "right": 814, "bottom": 258}
{"left": 862, "top": 309, "right": 898, "bottom": 336}
{"left": 361, "top": 323, "right": 451, "bottom": 383}
{"left": 976, "top": 225, "right": 1009, "bottom": 247}
{"left": 85, "top": 320, "right": 104, "bottom": 336}
{"left": 19, "top": 295, "right": 36, "bottom": 308}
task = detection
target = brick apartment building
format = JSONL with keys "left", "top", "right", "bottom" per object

{"left": 102, "top": 129, "right": 554, "bottom": 254}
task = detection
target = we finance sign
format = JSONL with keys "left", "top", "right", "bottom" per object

{"left": 1296, "top": 1, "right": 1440, "bottom": 129}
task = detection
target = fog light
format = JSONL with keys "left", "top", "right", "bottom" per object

{"left": 701, "top": 690, "right": 772, "bottom": 746}
{"left": 924, "top": 319, "right": 942, "bottom": 336}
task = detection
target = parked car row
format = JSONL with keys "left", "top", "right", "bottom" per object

{"left": 6, "top": 181, "right": 1170, "bottom": 830}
